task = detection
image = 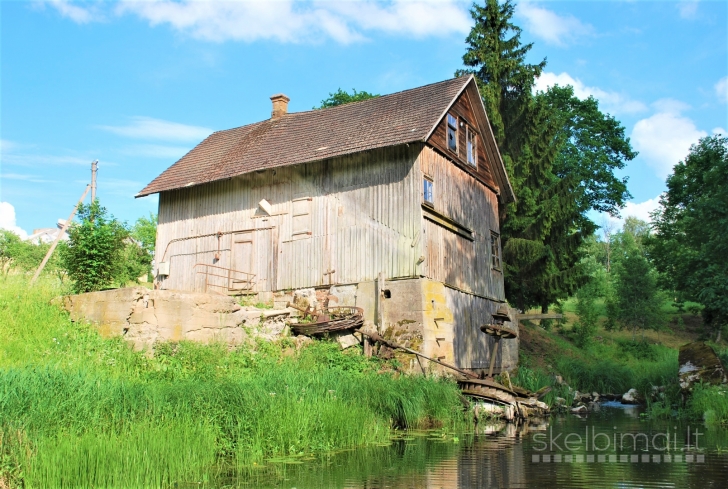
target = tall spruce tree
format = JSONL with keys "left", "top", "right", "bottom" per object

{"left": 459, "top": 0, "right": 634, "bottom": 312}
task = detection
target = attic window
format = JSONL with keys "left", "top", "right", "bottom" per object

{"left": 447, "top": 113, "right": 458, "bottom": 153}
{"left": 466, "top": 127, "right": 477, "bottom": 167}
{"left": 423, "top": 176, "right": 434, "bottom": 206}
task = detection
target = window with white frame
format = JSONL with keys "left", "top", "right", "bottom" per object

{"left": 447, "top": 113, "right": 458, "bottom": 153}
{"left": 466, "top": 127, "right": 477, "bottom": 167}
{"left": 423, "top": 176, "right": 434, "bottom": 206}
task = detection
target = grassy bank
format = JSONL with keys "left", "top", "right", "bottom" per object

{"left": 516, "top": 308, "right": 728, "bottom": 426}
{"left": 0, "top": 277, "right": 467, "bottom": 488}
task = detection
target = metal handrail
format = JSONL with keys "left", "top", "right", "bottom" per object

{"left": 193, "top": 263, "right": 256, "bottom": 293}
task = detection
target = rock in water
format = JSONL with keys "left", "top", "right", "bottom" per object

{"left": 679, "top": 342, "right": 727, "bottom": 391}
{"left": 621, "top": 388, "right": 643, "bottom": 405}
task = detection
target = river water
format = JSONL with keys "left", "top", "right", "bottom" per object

{"left": 229, "top": 404, "right": 728, "bottom": 488}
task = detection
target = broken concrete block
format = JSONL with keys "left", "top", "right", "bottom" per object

{"left": 679, "top": 342, "right": 727, "bottom": 391}
{"left": 293, "top": 288, "right": 317, "bottom": 310}
{"left": 336, "top": 333, "right": 361, "bottom": 350}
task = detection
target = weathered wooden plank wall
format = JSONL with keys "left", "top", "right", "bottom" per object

{"left": 155, "top": 144, "right": 423, "bottom": 292}
{"left": 427, "top": 87, "right": 499, "bottom": 194}
{"left": 417, "top": 145, "right": 504, "bottom": 301}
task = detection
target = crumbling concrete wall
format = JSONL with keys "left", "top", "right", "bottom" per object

{"left": 324, "top": 277, "right": 518, "bottom": 376}
{"left": 62, "top": 288, "right": 289, "bottom": 351}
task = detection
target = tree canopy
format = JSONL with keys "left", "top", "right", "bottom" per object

{"left": 315, "top": 88, "right": 379, "bottom": 109}
{"left": 649, "top": 135, "right": 728, "bottom": 334}
{"left": 458, "top": 0, "right": 635, "bottom": 311}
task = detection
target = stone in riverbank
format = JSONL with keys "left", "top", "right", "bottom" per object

{"left": 621, "top": 388, "right": 643, "bottom": 405}
{"left": 678, "top": 342, "right": 727, "bottom": 391}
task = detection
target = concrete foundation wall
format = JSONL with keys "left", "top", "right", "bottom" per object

{"left": 62, "top": 288, "right": 288, "bottom": 351}
{"left": 64, "top": 278, "right": 518, "bottom": 376}
{"left": 325, "top": 277, "right": 518, "bottom": 375}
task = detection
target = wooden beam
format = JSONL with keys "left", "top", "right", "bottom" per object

{"left": 515, "top": 313, "right": 563, "bottom": 320}
{"left": 421, "top": 204, "right": 474, "bottom": 241}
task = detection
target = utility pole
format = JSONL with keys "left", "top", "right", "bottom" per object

{"left": 31, "top": 185, "right": 91, "bottom": 285}
{"left": 91, "top": 160, "right": 98, "bottom": 202}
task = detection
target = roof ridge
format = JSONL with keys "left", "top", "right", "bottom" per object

{"left": 288, "top": 75, "right": 470, "bottom": 118}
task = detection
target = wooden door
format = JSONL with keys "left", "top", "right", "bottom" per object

{"left": 254, "top": 227, "right": 271, "bottom": 292}
{"left": 231, "top": 232, "right": 254, "bottom": 290}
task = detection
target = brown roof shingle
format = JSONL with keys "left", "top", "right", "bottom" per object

{"left": 137, "top": 76, "right": 476, "bottom": 197}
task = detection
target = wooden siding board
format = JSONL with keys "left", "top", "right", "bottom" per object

{"left": 416, "top": 145, "right": 504, "bottom": 301}
{"left": 156, "top": 145, "right": 422, "bottom": 292}
{"left": 426, "top": 89, "right": 499, "bottom": 194}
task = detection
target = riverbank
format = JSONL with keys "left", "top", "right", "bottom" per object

{"left": 0, "top": 277, "right": 467, "bottom": 488}
{"left": 514, "top": 310, "right": 728, "bottom": 425}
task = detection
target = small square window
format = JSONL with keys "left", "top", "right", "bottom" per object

{"left": 490, "top": 231, "right": 501, "bottom": 270}
{"left": 447, "top": 113, "right": 458, "bottom": 153}
{"left": 467, "top": 127, "right": 477, "bottom": 167}
{"left": 423, "top": 177, "right": 434, "bottom": 205}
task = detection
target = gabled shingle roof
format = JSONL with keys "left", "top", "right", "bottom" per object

{"left": 137, "top": 76, "right": 513, "bottom": 202}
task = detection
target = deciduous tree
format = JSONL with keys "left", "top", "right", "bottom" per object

{"left": 649, "top": 135, "right": 728, "bottom": 339}
{"left": 315, "top": 88, "right": 379, "bottom": 109}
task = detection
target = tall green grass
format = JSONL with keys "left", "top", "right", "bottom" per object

{"left": 687, "top": 384, "right": 728, "bottom": 426}
{"left": 0, "top": 276, "right": 467, "bottom": 488}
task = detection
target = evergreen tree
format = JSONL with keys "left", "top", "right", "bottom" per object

{"left": 459, "top": 0, "right": 634, "bottom": 312}
{"left": 612, "top": 234, "right": 665, "bottom": 342}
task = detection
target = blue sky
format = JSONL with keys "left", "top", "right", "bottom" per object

{"left": 1, "top": 0, "right": 726, "bottom": 237}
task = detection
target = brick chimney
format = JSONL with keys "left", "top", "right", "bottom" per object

{"left": 270, "top": 93, "right": 290, "bottom": 119}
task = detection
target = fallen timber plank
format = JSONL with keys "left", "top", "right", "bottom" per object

{"left": 515, "top": 313, "right": 563, "bottom": 320}
{"left": 355, "top": 329, "right": 479, "bottom": 379}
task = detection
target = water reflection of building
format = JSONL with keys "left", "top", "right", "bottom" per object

{"left": 423, "top": 421, "right": 543, "bottom": 488}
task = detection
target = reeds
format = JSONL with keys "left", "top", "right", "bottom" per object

{"left": 0, "top": 277, "right": 467, "bottom": 488}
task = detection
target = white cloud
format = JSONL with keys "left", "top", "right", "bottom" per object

{"left": 1, "top": 173, "right": 55, "bottom": 184}
{"left": 631, "top": 100, "right": 707, "bottom": 179}
{"left": 0, "top": 202, "right": 29, "bottom": 240}
{"left": 116, "top": 0, "right": 471, "bottom": 44}
{"left": 99, "top": 178, "right": 145, "bottom": 197}
{"left": 715, "top": 76, "right": 728, "bottom": 104}
{"left": 516, "top": 2, "right": 593, "bottom": 46}
{"left": 534, "top": 71, "right": 647, "bottom": 114}
{"left": 0, "top": 152, "right": 93, "bottom": 167}
{"left": 713, "top": 127, "right": 727, "bottom": 135}
{"left": 621, "top": 198, "right": 661, "bottom": 224}
{"left": 47, "top": 0, "right": 101, "bottom": 24}
{"left": 98, "top": 116, "right": 213, "bottom": 142}
{"left": 0, "top": 139, "right": 17, "bottom": 153}
{"left": 122, "top": 144, "right": 195, "bottom": 159}
{"left": 601, "top": 197, "right": 661, "bottom": 230}
{"left": 678, "top": 0, "right": 699, "bottom": 19}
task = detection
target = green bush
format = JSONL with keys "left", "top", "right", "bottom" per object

{"left": 61, "top": 200, "right": 128, "bottom": 293}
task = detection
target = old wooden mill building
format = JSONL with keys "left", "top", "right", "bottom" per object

{"left": 137, "top": 75, "right": 519, "bottom": 374}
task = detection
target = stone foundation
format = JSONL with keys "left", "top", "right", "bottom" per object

{"left": 62, "top": 288, "right": 290, "bottom": 351}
